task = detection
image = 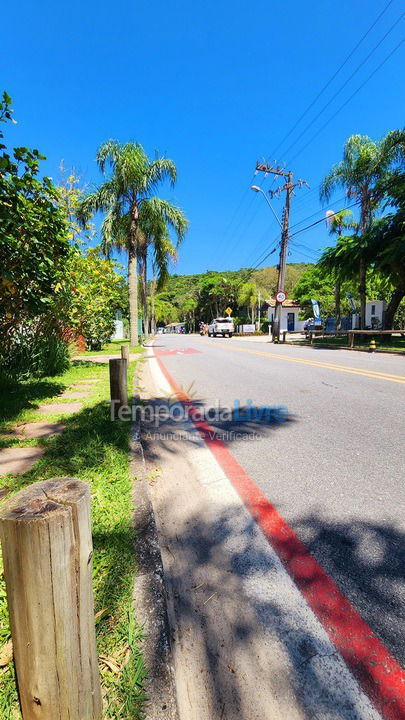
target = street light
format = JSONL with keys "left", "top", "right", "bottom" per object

{"left": 251, "top": 186, "right": 282, "bottom": 227}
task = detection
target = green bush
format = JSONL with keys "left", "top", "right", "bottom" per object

{"left": 0, "top": 325, "right": 70, "bottom": 384}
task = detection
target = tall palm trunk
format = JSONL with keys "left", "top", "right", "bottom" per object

{"left": 139, "top": 251, "right": 148, "bottom": 335}
{"left": 359, "top": 254, "right": 367, "bottom": 330}
{"left": 334, "top": 281, "right": 341, "bottom": 329}
{"left": 150, "top": 272, "right": 157, "bottom": 334}
{"left": 359, "top": 194, "right": 371, "bottom": 330}
{"left": 128, "top": 240, "right": 139, "bottom": 346}
{"left": 129, "top": 203, "right": 139, "bottom": 346}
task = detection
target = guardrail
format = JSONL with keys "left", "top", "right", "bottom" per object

{"left": 347, "top": 329, "right": 405, "bottom": 348}
{"left": 282, "top": 328, "right": 405, "bottom": 348}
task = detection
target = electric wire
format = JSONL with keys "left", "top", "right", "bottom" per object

{"left": 288, "top": 38, "right": 405, "bottom": 165}
{"left": 281, "top": 14, "right": 403, "bottom": 162}
{"left": 264, "top": 0, "right": 396, "bottom": 162}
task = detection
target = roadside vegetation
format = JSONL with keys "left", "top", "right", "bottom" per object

{"left": 0, "top": 359, "right": 146, "bottom": 719}
{"left": 293, "top": 335, "right": 405, "bottom": 352}
{"left": 75, "top": 339, "right": 144, "bottom": 357}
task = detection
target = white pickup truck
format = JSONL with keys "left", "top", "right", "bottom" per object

{"left": 208, "top": 317, "right": 234, "bottom": 338}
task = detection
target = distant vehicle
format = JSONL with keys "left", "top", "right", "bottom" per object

{"left": 156, "top": 328, "right": 164, "bottom": 334}
{"left": 208, "top": 317, "right": 234, "bottom": 338}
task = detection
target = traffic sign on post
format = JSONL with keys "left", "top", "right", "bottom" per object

{"left": 225, "top": 307, "right": 233, "bottom": 315}
{"left": 276, "top": 291, "right": 286, "bottom": 303}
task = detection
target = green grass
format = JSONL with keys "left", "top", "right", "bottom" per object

{"left": 75, "top": 340, "right": 144, "bottom": 357}
{"left": 0, "top": 360, "right": 146, "bottom": 719}
{"left": 291, "top": 336, "right": 405, "bottom": 353}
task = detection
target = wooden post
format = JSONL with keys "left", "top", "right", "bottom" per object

{"left": 109, "top": 358, "right": 128, "bottom": 419}
{"left": 282, "top": 331, "right": 287, "bottom": 343}
{"left": 0, "top": 478, "right": 102, "bottom": 720}
{"left": 121, "top": 344, "right": 130, "bottom": 362}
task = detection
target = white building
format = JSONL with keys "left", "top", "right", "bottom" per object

{"left": 111, "top": 319, "right": 124, "bottom": 340}
{"left": 365, "top": 300, "right": 386, "bottom": 329}
{"left": 267, "top": 299, "right": 305, "bottom": 332}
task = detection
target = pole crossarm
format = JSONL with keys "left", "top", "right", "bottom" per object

{"left": 255, "top": 162, "right": 289, "bottom": 177}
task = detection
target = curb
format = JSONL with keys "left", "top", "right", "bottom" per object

{"left": 130, "top": 383, "right": 178, "bottom": 720}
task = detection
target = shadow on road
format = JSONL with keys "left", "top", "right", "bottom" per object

{"left": 142, "top": 491, "right": 401, "bottom": 719}
{"left": 293, "top": 511, "right": 405, "bottom": 667}
{"left": 137, "top": 392, "right": 403, "bottom": 718}
{"left": 138, "top": 394, "right": 296, "bottom": 464}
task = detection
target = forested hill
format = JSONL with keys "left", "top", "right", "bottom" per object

{"left": 165, "top": 263, "right": 311, "bottom": 300}
{"left": 154, "top": 263, "right": 313, "bottom": 325}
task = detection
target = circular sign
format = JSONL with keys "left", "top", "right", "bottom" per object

{"left": 276, "top": 291, "right": 286, "bottom": 303}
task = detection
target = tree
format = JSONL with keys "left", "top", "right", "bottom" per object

{"left": 67, "top": 249, "right": 127, "bottom": 349}
{"left": 0, "top": 92, "right": 71, "bottom": 377}
{"left": 293, "top": 264, "right": 357, "bottom": 318}
{"left": 363, "top": 167, "right": 405, "bottom": 328}
{"left": 320, "top": 133, "right": 401, "bottom": 328}
{"left": 57, "top": 164, "right": 94, "bottom": 246}
{"left": 78, "top": 141, "right": 188, "bottom": 345}
{"left": 237, "top": 282, "right": 257, "bottom": 323}
{"left": 137, "top": 212, "right": 179, "bottom": 334}
{"left": 154, "top": 296, "right": 179, "bottom": 325}
{"left": 325, "top": 209, "right": 355, "bottom": 325}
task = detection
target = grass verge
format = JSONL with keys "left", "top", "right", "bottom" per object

{"left": 75, "top": 340, "right": 144, "bottom": 357}
{"left": 291, "top": 336, "right": 405, "bottom": 353}
{"left": 0, "top": 360, "right": 146, "bottom": 719}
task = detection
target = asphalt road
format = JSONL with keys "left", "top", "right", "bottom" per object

{"left": 151, "top": 333, "right": 405, "bottom": 668}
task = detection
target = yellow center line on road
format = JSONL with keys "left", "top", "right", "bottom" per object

{"left": 202, "top": 339, "right": 405, "bottom": 384}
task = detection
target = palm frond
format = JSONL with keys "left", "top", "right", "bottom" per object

{"left": 96, "top": 140, "right": 122, "bottom": 174}
{"left": 141, "top": 197, "right": 188, "bottom": 242}
{"left": 148, "top": 157, "right": 177, "bottom": 189}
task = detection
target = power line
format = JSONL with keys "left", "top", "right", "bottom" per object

{"left": 248, "top": 201, "right": 359, "bottom": 271}
{"left": 289, "top": 195, "right": 348, "bottom": 230}
{"left": 288, "top": 37, "right": 405, "bottom": 165}
{"left": 289, "top": 202, "right": 359, "bottom": 238}
{"left": 264, "top": 0, "right": 396, "bottom": 162}
{"left": 282, "top": 14, "right": 403, "bottom": 162}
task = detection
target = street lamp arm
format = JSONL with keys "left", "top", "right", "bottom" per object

{"left": 251, "top": 186, "right": 282, "bottom": 227}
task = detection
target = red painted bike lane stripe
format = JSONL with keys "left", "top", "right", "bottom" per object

{"left": 154, "top": 351, "right": 405, "bottom": 720}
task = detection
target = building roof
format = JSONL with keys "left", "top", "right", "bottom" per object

{"left": 266, "top": 298, "right": 301, "bottom": 308}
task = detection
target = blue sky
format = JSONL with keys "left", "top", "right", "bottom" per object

{"left": 2, "top": 0, "right": 404, "bottom": 276}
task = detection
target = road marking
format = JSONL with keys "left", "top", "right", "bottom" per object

{"left": 203, "top": 339, "right": 405, "bottom": 384}
{"left": 152, "top": 346, "right": 405, "bottom": 720}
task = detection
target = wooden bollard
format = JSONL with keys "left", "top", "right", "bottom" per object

{"left": 109, "top": 358, "right": 128, "bottom": 419}
{"left": 0, "top": 478, "right": 102, "bottom": 720}
{"left": 121, "top": 344, "right": 130, "bottom": 362}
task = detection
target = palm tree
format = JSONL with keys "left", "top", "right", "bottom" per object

{"left": 325, "top": 209, "right": 355, "bottom": 327}
{"left": 78, "top": 141, "right": 187, "bottom": 345}
{"left": 320, "top": 133, "right": 399, "bottom": 329}
{"left": 238, "top": 282, "right": 257, "bottom": 323}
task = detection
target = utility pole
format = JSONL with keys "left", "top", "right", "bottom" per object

{"left": 255, "top": 163, "right": 308, "bottom": 342}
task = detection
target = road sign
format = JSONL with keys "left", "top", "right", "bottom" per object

{"left": 225, "top": 307, "right": 232, "bottom": 315}
{"left": 276, "top": 291, "right": 286, "bottom": 303}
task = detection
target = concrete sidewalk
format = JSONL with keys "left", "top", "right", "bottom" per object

{"left": 135, "top": 351, "right": 382, "bottom": 720}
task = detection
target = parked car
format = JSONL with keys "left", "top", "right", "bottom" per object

{"left": 208, "top": 317, "right": 234, "bottom": 338}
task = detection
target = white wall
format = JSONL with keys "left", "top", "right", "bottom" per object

{"left": 111, "top": 319, "right": 124, "bottom": 340}
{"left": 268, "top": 307, "right": 301, "bottom": 332}
{"left": 365, "top": 300, "right": 386, "bottom": 328}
